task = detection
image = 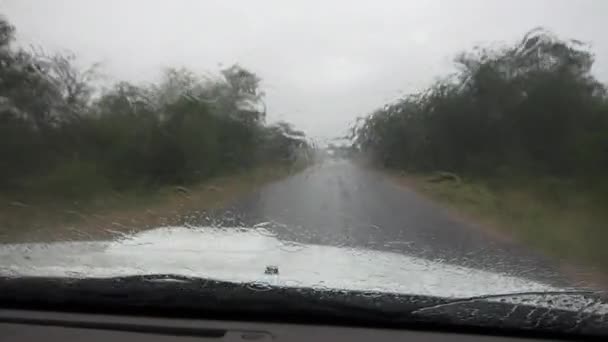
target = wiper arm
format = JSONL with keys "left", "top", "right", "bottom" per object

{"left": 409, "top": 289, "right": 608, "bottom": 339}
{"left": 413, "top": 290, "right": 605, "bottom": 315}
{"left": 459, "top": 290, "right": 605, "bottom": 302}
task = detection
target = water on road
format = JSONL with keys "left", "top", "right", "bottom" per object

{"left": 204, "top": 159, "right": 572, "bottom": 287}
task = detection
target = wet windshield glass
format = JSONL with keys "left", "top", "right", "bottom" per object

{"left": 1, "top": 0, "right": 608, "bottom": 335}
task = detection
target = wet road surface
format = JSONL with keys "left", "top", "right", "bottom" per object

{"left": 211, "top": 159, "right": 571, "bottom": 287}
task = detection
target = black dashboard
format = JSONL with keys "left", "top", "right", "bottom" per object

{"left": 1, "top": 276, "right": 605, "bottom": 341}
{"left": 0, "top": 309, "right": 572, "bottom": 342}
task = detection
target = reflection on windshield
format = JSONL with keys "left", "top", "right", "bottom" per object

{"left": 1, "top": 0, "right": 608, "bottom": 337}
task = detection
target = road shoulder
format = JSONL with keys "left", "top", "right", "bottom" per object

{"left": 0, "top": 163, "right": 306, "bottom": 244}
{"left": 380, "top": 169, "right": 608, "bottom": 290}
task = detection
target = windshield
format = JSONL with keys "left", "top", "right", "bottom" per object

{"left": 1, "top": 0, "right": 608, "bottom": 337}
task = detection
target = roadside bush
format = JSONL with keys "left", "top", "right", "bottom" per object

{"left": 353, "top": 28, "right": 608, "bottom": 190}
{"left": 28, "top": 160, "right": 112, "bottom": 199}
{"left": 0, "top": 15, "right": 310, "bottom": 198}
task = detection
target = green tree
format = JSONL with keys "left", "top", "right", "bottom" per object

{"left": 353, "top": 28, "right": 608, "bottom": 183}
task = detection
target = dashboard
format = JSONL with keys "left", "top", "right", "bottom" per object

{"left": 1, "top": 309, "right": 572, "bottom": 342}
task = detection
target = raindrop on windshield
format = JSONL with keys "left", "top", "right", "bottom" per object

{"left": 279, "top": 241, "right": 307, "bottom": 252}
{"left": 246, "top": 281, "right": 273, "bottom": 292}
{"left": 253, "top": 227, "right": 277, "bottom": 238}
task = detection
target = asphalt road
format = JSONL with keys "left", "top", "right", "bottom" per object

{"left": 210, "top": 158, "right": 572, "bottom": 287}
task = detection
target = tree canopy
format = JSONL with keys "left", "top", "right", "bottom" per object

{"left": 0, "top": 15, "right": 309, "bottom": 197}
{"left": 352, "top": 28, "right": 608, "bottom": 185}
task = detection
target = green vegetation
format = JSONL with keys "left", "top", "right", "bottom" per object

{"left": 0, "top": 162, "right": 303, "bottom": 243}
{"left": 0, "top": 15, "right": 311, "bottom": 239}
{"left": 0, "top": 16, "right": 310, "bottom": 199}
{"left": 392, "top": 173, "right": 608, "bottom": 270}
{"left": 354, "top": 29, "right": 608, "bottom": 269}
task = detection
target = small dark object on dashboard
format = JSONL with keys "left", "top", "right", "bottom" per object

{"left": 265, "top": 265, "right": 279, "bottom": 275}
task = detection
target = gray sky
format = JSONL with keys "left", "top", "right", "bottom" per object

{"left": 2, "top": 0, "right": 607, "bottom": 141}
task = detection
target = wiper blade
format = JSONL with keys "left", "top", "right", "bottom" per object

{"left": 410, "top": 289, "right": 608, "bottom": 339}
{"left": 458, "top": 290, "right": 605, "bottom": 302}
{"left": 414, "top": 290, "right": 606, "bottom": 314}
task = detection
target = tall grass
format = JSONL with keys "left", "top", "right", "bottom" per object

{"left": 407, "top": 174, "right": 608, "bottom": 270}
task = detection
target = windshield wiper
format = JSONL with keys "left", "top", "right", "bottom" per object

{"left": 414, "top": 290, "right": 605, "bottom": 314}
{"left": 459, "top": 290, "right": 604, "bottom": 301}
{"left": 410, "top": 289, "right": 608, "bottom": 339}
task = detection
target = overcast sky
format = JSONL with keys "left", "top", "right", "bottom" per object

{"left": 2, "top": 0, "right": 607, "bottom": 141}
